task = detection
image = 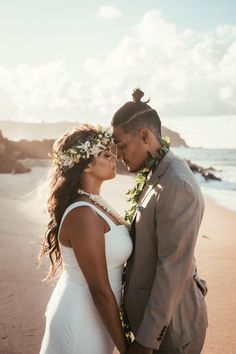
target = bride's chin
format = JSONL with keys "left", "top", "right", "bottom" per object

{"left": 108, "top": 170, "right": 116, "bottom": 180}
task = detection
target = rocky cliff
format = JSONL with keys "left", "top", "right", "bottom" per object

{"left": 0, "top": 131, "right": 53, "bottom": 173}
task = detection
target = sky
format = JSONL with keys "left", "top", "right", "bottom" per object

{"left": 0, "top": 0, "right": 235, "bottom": 148}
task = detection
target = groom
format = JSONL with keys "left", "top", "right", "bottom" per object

{"left": 111, "top": 89, "right": 208, "bottom": 354}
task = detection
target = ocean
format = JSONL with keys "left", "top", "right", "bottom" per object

{"left": 172, "top": 147, "right": 236, "bottom": 212}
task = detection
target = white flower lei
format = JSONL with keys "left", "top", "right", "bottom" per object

{"left": 53, "top": 126, "right": 113, "bottom": 172}
{"left": 78, "top": 189, "right": 130, "bottom": 229}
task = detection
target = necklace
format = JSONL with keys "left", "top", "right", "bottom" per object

{"left": 77, "top": 189, "right": 130, "bottom": 229}
{"left": 125, "top": 136, "right": 170, "bottom": 223}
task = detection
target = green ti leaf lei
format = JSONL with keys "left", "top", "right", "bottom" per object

{"left": 125, "top": 136, "right": 171, "bottom": 224}
{"left": 120, "top": 136, "right": 170, "bottom": 342}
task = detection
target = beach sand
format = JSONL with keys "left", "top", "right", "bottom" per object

{"left": 0, "top": 166, "right": 236, "bottom": 354}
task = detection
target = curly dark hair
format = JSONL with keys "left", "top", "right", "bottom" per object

{"left": 39, "top": 124, "right": 99, "bottom": 280}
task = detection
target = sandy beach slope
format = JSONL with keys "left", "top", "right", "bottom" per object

{"left": 0, "top": 166, "right": 236, "bottom": 354}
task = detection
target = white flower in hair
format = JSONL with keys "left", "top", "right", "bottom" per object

{"left": 105, "top": 130, "right": 112, "bottom": 137}
{"left": 76, "top": 140, "right": 90, "bottom": 150}
{"left": 90, "top": 144, "right": 104, "bottom": 156}
{"left": 98, "top": 125, "right": 112, "bottom": 136}
{"left": 101, "top": 137, "right": 110, "bottom": 145}
{"left": 53, "top": 125, "right": 113, "bottom": 172}
{"left": 60, "top": 154, "right": 74, "bottom": 168}
{"left": 69, "top": 149, "right": 78, "bottom": 155}
{"left": 76, "top": 140, "right": 91, "bottom": 158}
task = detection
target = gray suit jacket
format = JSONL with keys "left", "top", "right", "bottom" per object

{"left": 124, "top": 150, "right": 208, "bottom": 350}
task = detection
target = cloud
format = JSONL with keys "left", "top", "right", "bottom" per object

{"left": 84, "top": 11, "right": 236, "bottom": 117}
{"left": 87, "top": 11, "right": 236, "bottom": 115}
{"left": 0, "top": 61, "right": 90, "bottom": 121}
{"left": 97, "top": 5, "right": 122, "bottom": 19}
{"left": 0, "top": 9, "right": 235, "bottom": 133}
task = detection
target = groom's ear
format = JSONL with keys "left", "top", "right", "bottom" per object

{"left": 138, "top": 127, "right": 149, "bottom": 144}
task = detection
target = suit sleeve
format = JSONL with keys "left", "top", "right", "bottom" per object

{"left": 135, "top": 180, "right": 204, "bottom": 349}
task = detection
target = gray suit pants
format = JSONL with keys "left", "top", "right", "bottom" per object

{"left": 153, "top": 332, "right": 206, "bottom": 354}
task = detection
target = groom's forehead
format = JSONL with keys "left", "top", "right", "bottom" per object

{"left": 112, "top": 134, "right": 127, "bottom": 145}
{"left": 112, "top": 126, "right": 129, "bottom": 143}
{"left": 112, "top": 128, "right": 123, "bottom": 144}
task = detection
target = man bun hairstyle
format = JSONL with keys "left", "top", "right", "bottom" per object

{"left": 132, "top": 88, "right": 150, "bottom": 104}
{"left": 111, "top": 88, "right": 162, "bottom": 138}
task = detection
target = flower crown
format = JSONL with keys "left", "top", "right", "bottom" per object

{"left": 53, "top": 126, "right": 114, "bottom": 172}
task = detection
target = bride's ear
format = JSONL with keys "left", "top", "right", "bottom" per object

{"left": 83, "top": 162, "right": 94, "bottom": 174}
{"left": 83, "top": 165, "right": 92, "bottom": 174}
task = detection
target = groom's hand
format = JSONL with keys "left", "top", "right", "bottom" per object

{"left": 125, "top": 340, "right": 153, "bottom": 354}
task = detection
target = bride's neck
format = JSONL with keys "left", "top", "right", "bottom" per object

{"left": 80, "top": 178, "right": 102, "bottom": 196}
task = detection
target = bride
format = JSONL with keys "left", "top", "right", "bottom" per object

{"left": 39, "top": 124, "right": 132, "bottom": 354}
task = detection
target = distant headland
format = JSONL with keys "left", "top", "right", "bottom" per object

{"left": 0, "top": 121, "right": 188, "bottom": 147}
{"left": 0, "top": 123, "right": 220, "bottom": 182}
{"left": 0, "top": 120, "right": 187, "bottom": 174}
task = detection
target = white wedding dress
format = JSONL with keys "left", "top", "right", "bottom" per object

{"left": 40, "top": 201, "right": 133, "bottom": 354}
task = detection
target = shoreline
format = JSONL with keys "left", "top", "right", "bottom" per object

{"left": 0, "top": 170, "right": 236, "bottom": 353}
{"left": 201, "top": 186, "right": 236, "bottom": 213}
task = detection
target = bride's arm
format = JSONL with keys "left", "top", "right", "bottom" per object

{"left": 63, "top": 206, "right": 128, "bottom": 354}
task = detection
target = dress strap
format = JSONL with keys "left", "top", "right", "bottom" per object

{"left": 59, "top": 201, "right": 115, "bottom": 235}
